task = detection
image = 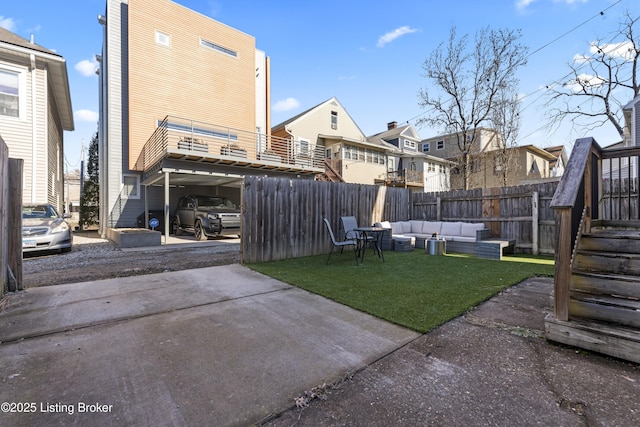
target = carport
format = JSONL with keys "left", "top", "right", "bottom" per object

{"left": 138, "top": 156, "right": 321, "bottom": 244}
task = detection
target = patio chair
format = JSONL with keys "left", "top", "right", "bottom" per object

{"left": 323, "top": 217, "right": 359, "bottom": 265}
{"left": 341, "top": 216, "right": 376, "bottom": 243}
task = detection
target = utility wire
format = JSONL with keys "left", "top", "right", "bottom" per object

{"left": 404, "top": 1, "right": 624, "bottom": 137}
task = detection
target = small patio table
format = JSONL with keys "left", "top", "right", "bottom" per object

{"left": 354, "top": 226, "right": 386, "bottom": 263}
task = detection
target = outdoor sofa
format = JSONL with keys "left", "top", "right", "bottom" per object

{"left": 374, "top": 220, "right": 491, "bottom": 255}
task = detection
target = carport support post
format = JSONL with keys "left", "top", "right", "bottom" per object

{"left": 164, "top": 171, "right": 170, "bottom": 244}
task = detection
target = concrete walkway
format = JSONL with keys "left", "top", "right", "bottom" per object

{"left": 0, "top": 265, "right": 419, "bottom": 426}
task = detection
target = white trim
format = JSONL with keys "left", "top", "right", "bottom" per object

{"left": 122, "top": 174, "right": 140, "bottom": 200}
{"left": 155, "top": 30, "right": 171, "bottom": 47}
{"left": 0, "top": 62, "right": 27, "bottom": 120}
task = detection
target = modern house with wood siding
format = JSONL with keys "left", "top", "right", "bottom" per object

{"left": 0, "top": 27, "right": 74, "bottom": 213}
{"left": 98, "top": 0, "right": 323, "bottom": 238}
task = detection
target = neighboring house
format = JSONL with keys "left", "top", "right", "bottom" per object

{"left": 602, "top": 94, "right": 640, "bottom": 179}
{"left": 63, "top": 170, "right": 81, "bottom": 228}
{"left": 272, "top": 97, "right": 384, "bottom": 185}
{"left": 98, "top": 0, "right": 323, "bottom": 237}
{"left": 544, "top": 145, "right": 568, "bottom": 178}
{"left": 422, "top": 128, "right": 558, "bottom": 189}
{"left": 368, "top": 121, "right": 451, "bottom": 192}
{"left": 0, "top": 27, "right": 74, "bottom": 213}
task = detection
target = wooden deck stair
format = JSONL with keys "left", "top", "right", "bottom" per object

{"left": 546, "top": 226, "right": 640, "bottom": 363}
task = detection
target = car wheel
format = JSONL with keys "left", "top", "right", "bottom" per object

{"left": 172, "top": 218, "right": 183, "bottom": 236}
{"left": 194, "top": 221, "right": 207, "bottom": 241}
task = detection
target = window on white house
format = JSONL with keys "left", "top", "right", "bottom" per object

{"left": 436, "top": 140, "right": 445, "bottom": 150}
{"left": 404, "top": 139, "right": 416, "bottom": 149}
{"left": 388, "top": 157, "right": 395, "bottom": 172}
{"left": 155, "top": 30, "right": 170, "bottom": 47}
{"left": 299, "top": 138, "right": 310, "bottom": 154}
{"left": 331, "top": 111, "right": 338, "bottom": 129}
{"left": 422, "top": 143, "right": 430, "bottom": 153}
{"left": 0, "top": 68, "right": 20, "bottom": 118}
{"left": 122, "top": 174, "right": 140, "bottom": 199}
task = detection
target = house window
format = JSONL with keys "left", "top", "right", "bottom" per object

{"left": 0, "top": 68, "right": 20, "bottom": 118}
{"left": 331, "top": 111, "right": 338, "bottom": 130}
{"left": 422, "top": 143, "right": 430, "bottom": 153}
{"left": 155, "top": 30, "right": 170, "bottom": 47}
{"left": 200, "top": 38, "right": 238, "bottom": 57}
{"left": 162, "top": 120, "right": 238, "bottom": 141}
{"left": 299, "top": 138, "right": 310, "bottom": 154}
{"left": 388, "top": 157, "right": 395, "bottom": 172}
{"left": 436, "top": 140, "right": 445, "bottom": 150}
{"left": 122, "top": 174, "right": 140, "bottom": 200}
{"left": 404, "top": 139, "right": 416, "bottom": 149}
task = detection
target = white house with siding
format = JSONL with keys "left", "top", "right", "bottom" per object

{"left": 0, "top": 27, "right": 74, "bottom": 213}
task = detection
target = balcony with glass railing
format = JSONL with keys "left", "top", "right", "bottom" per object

{"left": 133, "top": 116, "right": 325, "bottom": 176}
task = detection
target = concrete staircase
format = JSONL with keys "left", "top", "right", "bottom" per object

{"left": 545, "top": 226, "right": 640, "bottom": 363}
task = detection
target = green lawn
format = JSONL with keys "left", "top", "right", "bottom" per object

{"left": 247, "top": 250, "right": 554, "bottom": 333}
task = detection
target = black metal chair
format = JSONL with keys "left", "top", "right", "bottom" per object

{"left": 323, "top": 217, "right": 359, "bottom": 265}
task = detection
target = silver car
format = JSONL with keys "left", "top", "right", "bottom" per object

{"left": 22, "top": 204, "right": 73, "bottom": 254}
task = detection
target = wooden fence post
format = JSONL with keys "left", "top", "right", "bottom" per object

{"left": 532, "top": 191, "right": 539, "bottom": 255}
{"left": 436, "top": 195, "right": 441, "bottom": 221}
{"left": 8, "top": 158, "right": 23, "bottom": 291}
{"left": 554, "top": 208, "right": 571, "bottom": 321}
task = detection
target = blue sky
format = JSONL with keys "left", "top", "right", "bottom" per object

{"left": 2, "top": 0, "right": 639, "bottom": 172}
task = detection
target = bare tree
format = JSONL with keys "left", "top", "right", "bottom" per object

{"left": 418, "top": 27, "right": 528, "bottom": 190}
{"left": 491, "top": 85, "right": 521, "bottom": 187}
{"left": 546, "top": 11, "right": 640, "bottom": 139}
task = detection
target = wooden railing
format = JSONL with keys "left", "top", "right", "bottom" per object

{"left": 386, "top": 169, "right": 423, "bottom": 187}
{"left": 550, "top": 137, "right": 640, "bottom": 321}
{"left": 134, "top": 115, "right": 325, "bottom": 172}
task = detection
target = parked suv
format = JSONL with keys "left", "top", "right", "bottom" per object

{"left": 172, "top": 195, "right": 241, "bottom": 240}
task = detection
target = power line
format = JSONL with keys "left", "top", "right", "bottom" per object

{"left": 404, "top": 1, "right": 624, "bottom": 138}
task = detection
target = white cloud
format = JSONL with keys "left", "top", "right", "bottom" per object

{"left": 377, "top": 26, "right": 419, "bottom": 48}
{"left": 0, "top": 16, "right": 16, "bottom": 32}
{"left": 74, "top": 109, "right": 99, "bottom": 123}
{"left": 565, "top": 73, "right": 606, "bottom": 92}
{"left": 75, "top": 59, "right": 99, "bottom": 77}
{"left": 515, "top": 0, "right": 538, "bottom": 11}
{"left": 590, "top": 41, "right": 636, "bottom": 61}
{"left": 272, "top": 97, "right": 300, "bottom": 112}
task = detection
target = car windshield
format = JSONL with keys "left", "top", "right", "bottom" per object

{"left": 23, "top": 205, "right": 60, "bottom": 219}
{"left": 197, "top": 197, "right": 234, "bottom": 209}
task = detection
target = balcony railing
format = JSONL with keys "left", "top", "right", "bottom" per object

{"left": 134, "top": 116, "right": 325, "bottom": 173}
{"left": 386, "top": 169, "right": 424, "bottom": 188}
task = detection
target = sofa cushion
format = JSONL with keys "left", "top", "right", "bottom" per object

{"left": 422, "top": 221, "right": 442, "bottom": 235}
{"left": 376, "top": 221, "right": 392, "bottom": 229}
{"left": 461, "top": 222, "right": 485, "bottom": 238}
{"left": 441, "top": 221, "right": 463, "bottom": 236}
{"left": 410, "top": 220, "right": 424, "bottom": 234}
{"left": 390, "top": 222, "right": 402, "bottom": 234}
{"left": 401, "top": 221, "right": 412, "bottom": 234}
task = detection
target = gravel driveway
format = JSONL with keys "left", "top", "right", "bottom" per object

{"left": 21, "top": 230, "right": 240, "bottom": 288}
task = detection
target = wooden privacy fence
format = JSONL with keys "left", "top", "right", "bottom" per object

{"left": 241, "top": 176, "right": 558, "bottom": 263}
{"left": 1, "top": 136, "right": 23, "bottom": 298}
{"left": 412, "top": 181, "right": 559, "bottom": 255}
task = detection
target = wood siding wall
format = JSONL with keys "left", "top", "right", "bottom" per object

{"left": 242, "top": 177, "right": 558, "bottom": 263}
{"left": 127, "top": 0, "right": 258, "bottom": 170}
